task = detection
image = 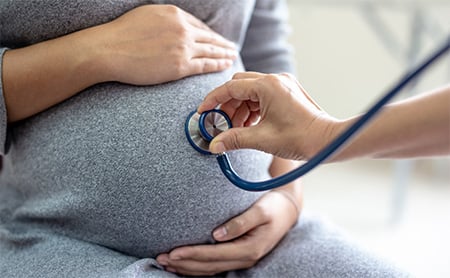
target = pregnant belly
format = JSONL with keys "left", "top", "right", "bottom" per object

{"left": 65, "top": 151, "right": 267, "bottom": 258}
{"left": 10, "top": 71, "right": 271, "bottom": 258}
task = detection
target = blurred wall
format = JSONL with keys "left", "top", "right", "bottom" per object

{"left": 287, "top": 0, "right": 449, "bottom": 118}
{"left": 285, "top": 0, "right": 450, "bottom": 202}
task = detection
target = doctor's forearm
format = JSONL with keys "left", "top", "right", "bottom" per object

{"left": 326, "top": 86, "right": 450, "bottom": 162}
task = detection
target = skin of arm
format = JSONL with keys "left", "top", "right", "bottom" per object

{"left": 2, "top": 5, "right": 237, "bottom": 122}
{"left": 268, "top": 156, "right": 303, "bottom": 221}
{"left": 328, "top": 86, "right": 450, "bottom": 161}
{"left": 198, "top": 72, "right": 450, "bottom": 162}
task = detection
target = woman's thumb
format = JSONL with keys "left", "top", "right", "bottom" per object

{"left": 209, "top": 126, "right": 258, "bottom": 153}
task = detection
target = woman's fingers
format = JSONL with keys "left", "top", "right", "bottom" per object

{"left": 212, "top": 202, "right": 268, "bottom": 242}
{"left": 104, "top": 4, "right": 237, "bottom": 85}
{"left": 154, "top": 191, "right": 297, "bottom": 276}
{"left": 193, "top": 28, "right": 236, "bottom": 49}
{"left": 188, "top": 58, "right": 234, "bottom": 75}
{"left": 181, "top": 13, "right": 238, "bottom": 75}
{"left": 192, "top": 43, "right": 237, "bottom": 59}
{"left": 181, "top": 8, "right": 212, "bottom": 31}
{"left": 166, "top": 242, "right": 251, "bottom": 262}
{"left": 163, "top": 258, "right": 255, "bottom": 276}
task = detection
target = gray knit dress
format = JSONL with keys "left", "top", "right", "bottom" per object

{"left": 0, "top": 0, "right": 409, "bottom": 277}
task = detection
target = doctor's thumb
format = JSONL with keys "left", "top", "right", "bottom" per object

{"left": 209, "top": 127, "right": 259, "bottom": 154}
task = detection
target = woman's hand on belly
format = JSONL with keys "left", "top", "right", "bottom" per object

{"left": 155, "top": 190, "right": 301, "bottom": 276}
{"left": 3, "top": 5, "right": 237, "bottom": 122}
{"left": 97, "top": 4, "right": 238, "bottom": 85}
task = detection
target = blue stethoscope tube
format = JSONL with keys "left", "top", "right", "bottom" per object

{"left": 186, "top": 36, "right": 449, "bottom": 192}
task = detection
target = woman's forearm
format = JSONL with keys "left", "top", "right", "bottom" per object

{"left": 3, "top": 27, "right": 104, "bottom": 122}
{"left": 268, "top": 156, "right": 303, "bottom": 219}
{"left": 329, "top": 86, "right": 450, "bottom": 161}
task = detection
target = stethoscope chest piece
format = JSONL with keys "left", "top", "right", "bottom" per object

{"left": 185, "top": 109, "right": 232, "bottom": 155}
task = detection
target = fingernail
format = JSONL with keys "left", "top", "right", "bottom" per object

{"left": 228, "top": 49, "right": 238, "bottom": 59}
{"left": 223, "top": 59, "right": 233, "bottom": 67}
{"left": 226, "top": 40, "right": 237, "bottom": 48}
{"left": 211, "top": 142, "right": 226, "bottom": 154}
{"left": 213, "top": 226, "right": 227, "bottom": 239}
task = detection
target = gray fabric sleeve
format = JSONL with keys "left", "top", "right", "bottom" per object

{"left": 0, "top": 48, "right": 8, "bottom": 155}
{"left": 241, "top": 0, "right": 296, "bottom": 74}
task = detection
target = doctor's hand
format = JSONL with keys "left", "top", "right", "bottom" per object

{"left": 198, "top": 72, "right": 339, "bottom": 161}
{"left": 155, "top": 189, "right": 300, "bottom": 276}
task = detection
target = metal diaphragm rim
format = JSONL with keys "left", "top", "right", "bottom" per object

{"left": 185, "top": 111, "right": 212, "bottom": 155}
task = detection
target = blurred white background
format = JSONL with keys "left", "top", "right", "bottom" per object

{"left": 286, "top": 0, "right": 450, "bottom": 277}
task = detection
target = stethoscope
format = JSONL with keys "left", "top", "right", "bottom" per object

{"left": 185, "top": 37, "right": 449, "bottom": 192}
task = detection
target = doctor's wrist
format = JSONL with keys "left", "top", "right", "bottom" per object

{"left": 300, "top": 115, "right": 340, "bottom": 161}
{"left": 323, "top": 118, "right": 356, "bottom": 163}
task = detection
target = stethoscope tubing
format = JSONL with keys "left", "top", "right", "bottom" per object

{"left": 216, "top": 36, "right": 450, "bottom": 192}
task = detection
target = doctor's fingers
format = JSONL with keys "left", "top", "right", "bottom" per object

{"left": 232, "top": 71, "right": 267, "bottom": 80}
{"left": 218, "top": 99, "right": 243, "bottom": 120}
{"left": 220, "top": 98, "right": 260, "bottom": 113}
{"left": 198, "top": 78, "right": 268, "bottom": 113}
{"left": 216, "top": 100, "right": 260, "bottom": 128}
{"left": 226, "top": 101, "right": 257, "bottom": 127}
{"left": 245, "top": 111, "right": 260, "bottom": 127}
{"left": 232, "top": 103, "right": 261, "bottom": 127}
{"left": 209, "top": 125, "right": 263, "bottom": 153}
{"left": 219, "top": 98, "right": 259, "bottom": 116}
